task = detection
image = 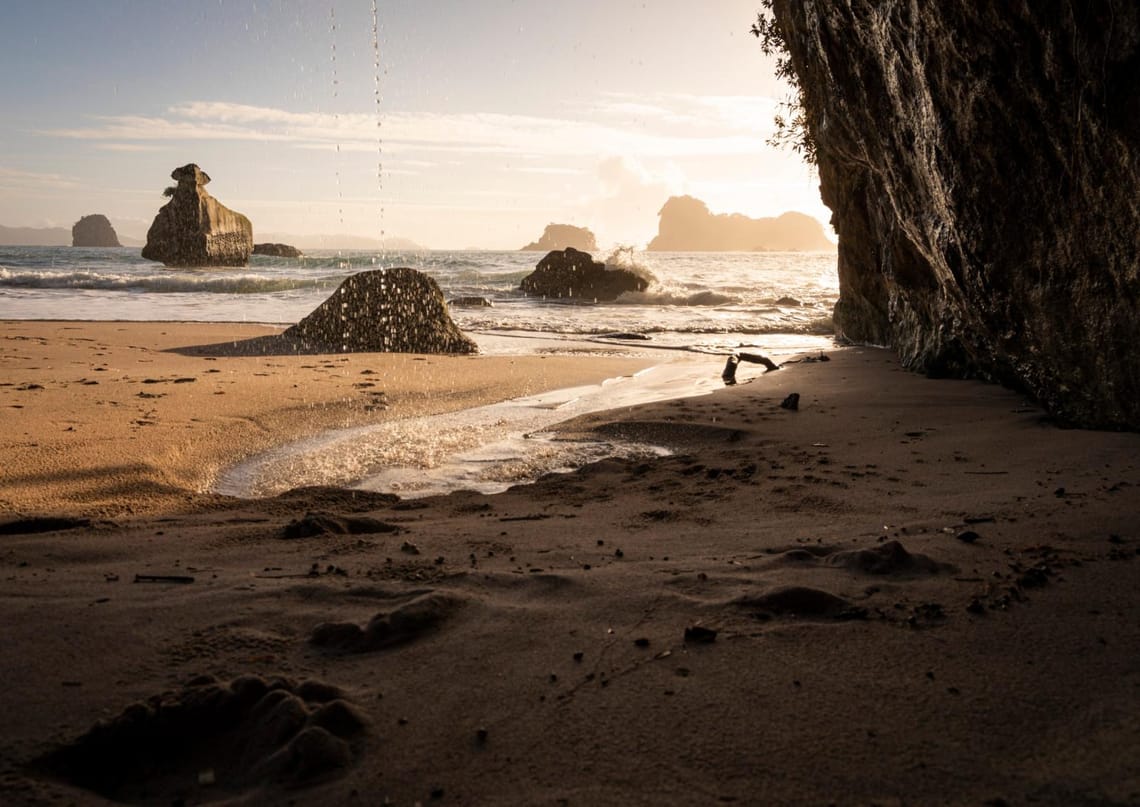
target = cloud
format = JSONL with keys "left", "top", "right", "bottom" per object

{"left": 39, "top": 95, "right": 779, "bottom": 166}
{"left": 583, "top": 156, "right": 687, "bottom": 247}
{"left": 0, "top": 166, "right": 81, "bottom": 191}
{"left": 95, "top": 143, "right": 170, "bottom": 152}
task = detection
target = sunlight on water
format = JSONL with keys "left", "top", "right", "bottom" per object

{"left": 214, "top": 360, "right": 727, "bottom": 499}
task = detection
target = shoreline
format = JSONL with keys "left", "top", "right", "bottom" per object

{"left": 0, "top": 320, "right": 662, "bottom": 517}
{"left": 1, "top": 320, "right": 1138, "bottom": 805}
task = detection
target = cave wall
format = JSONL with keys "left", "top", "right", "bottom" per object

{"left": 772, "top": 0, "right": 1140, "bottom": 428}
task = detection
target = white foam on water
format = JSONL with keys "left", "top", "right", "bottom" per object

{"left": 214, "top": 357, "right": 726, "bottom": 500}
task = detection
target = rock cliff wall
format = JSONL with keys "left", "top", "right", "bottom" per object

{"left": 142, "top": 165, "right": 253, "bottom": 267}
{"left": 772, "top": 1, "right": 1140, "bottom": 428}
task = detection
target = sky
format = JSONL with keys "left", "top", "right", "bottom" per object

{"left": 0, "top": 1, "right": 828, "bottom": 250}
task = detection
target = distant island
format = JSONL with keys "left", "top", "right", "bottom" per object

{"left": 72, "top": 214, "right": 121, "bottom": 247}
{"left": 646, "top": 195, "right": 835, "bottom": 252}
{"left": 521, "top": 224, "right": 598, "bottom": 252}
{"left": 1, "top": 222, "right": 140, "bottom": 247}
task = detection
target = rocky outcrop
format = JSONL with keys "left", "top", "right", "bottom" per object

{"left": 71, "top": 215, "right": 120, "bottom": 247}
{"left": 285, "top": 267, "right": 477, "bottom": 354}
{"left": 772, "top": 2, "right": 1140, "bottom": 429}
{"left": 253, "top": 243, "right": 302, "bottom": 258}
{"left": 646, "top": 196, "right": 834, "bottom": 252}
{"left": 141, "top": 165, "right": 252, "bottom": 267}
{"left": 522, "top": 224, "right": 599, "bottom": 252}
{"left": 519, "top": 248, "right": 651, "bottom": 302}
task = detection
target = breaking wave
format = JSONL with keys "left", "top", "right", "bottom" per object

{"left": 0, "top": 268, "right": 341, "bottom": 295}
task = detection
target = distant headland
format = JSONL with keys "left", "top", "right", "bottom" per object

{"left": 646, "top": 196, "right": 835, "bottom": 252}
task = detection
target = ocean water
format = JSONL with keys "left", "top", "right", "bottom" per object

{"left": 0, "top": 246, "right": 838, "bottom": 355}
{"left": 0, "top": 245, "right": 841, "bottom": 496}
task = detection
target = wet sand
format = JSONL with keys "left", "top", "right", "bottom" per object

{"left": 0, "top": 321, "right": 655, "bottom": 517}
{"left": 1, "top": 321, "right": 1138, "bottom": 806}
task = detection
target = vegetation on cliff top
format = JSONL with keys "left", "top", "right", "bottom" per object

{"left": 751, "top": 2, "right": 816, "bottom": 164}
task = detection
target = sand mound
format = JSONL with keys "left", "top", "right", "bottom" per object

{"left": 826, "top": 540, "right": 951, "bottom": 576}
{"left": 38, "top": 675, "right": 368, "bottom": 802}
{"left": 310, "top": 591, "right": 465, "bottom": 654}
{"left": 732, "top": 586, "right": 867, "bottom": 620}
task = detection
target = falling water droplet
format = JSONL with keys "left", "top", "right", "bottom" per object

{"left": 371, "top": 0, "right": 385, "bottom": 251}
{"left": 330, "top": 6, "right": 344, "bottom": 230}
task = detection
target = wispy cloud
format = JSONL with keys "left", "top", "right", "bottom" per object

{"left": 39, "top": 95, "right": 778, "bottom": 164}
{"left": 0, "top": 166, "right": 81, "bottom": 191}
{"left": 95, "top": 143, "right": 170, "bottom": 153}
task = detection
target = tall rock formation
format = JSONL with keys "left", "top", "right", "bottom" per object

{"left": 142, "top": 165, "right": 253, "bottom": 267}
{"left": 521, "top": 224, "right": 599, "bottom": 252}
{"left": 646, "top": 196, "right": 834, "bottom": 251}
{"left": 772, "top": 2, "right": 1140, "bottom": 429}
{"left": 71, "top": 214, "right": 121, "bottom": 247}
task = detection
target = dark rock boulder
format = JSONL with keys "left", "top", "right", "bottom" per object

{"left": 773, "top": 1, "right": 1140, "bottom": 429}
{"left": 520, "top": 247, "right": 651, "bottom": 302}
{"left": 253, "top": 243, "right": 302, "bottom": 258}
{"left": 71, "top": 215, "right": 120, "bottom": 247}
{"left": 521, "top": 224, "right": 599, "bottom": 252}
{"left": 447, "top": 296, "right": 493, "bottom": 308}
{"left": 285, "top": 267, "right": 477, "bottom": 354}
{"left": 142, "top": 164, "right": 253, "bottom": 267}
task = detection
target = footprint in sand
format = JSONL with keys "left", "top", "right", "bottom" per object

{"left": 282, "top": 511, "right": 400, "bottom": 540}
{"left": 310, "top": 592, "right": 464, "bottom": 654}
{"left": 37, "top": 675, "right": 369, "bottom": 802}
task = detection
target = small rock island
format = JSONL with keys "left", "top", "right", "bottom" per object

{"left": 521, "top": 224, "right": 599, "bottom": 253}
{"left": 252, "top": 243, "right": 303, "bottom": 258}
{"left": 142, "top": 164, "right": 253, "bottom": 267}
{"left": 71, "top": 214, "right": 121, "bottom": 247}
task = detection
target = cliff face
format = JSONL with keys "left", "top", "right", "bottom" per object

{"left": 647, "top": 196, "right": 834, "bottom": 252}
{"left": 142, "top": 165, "right": 253, "bottom": 267}
{"left": 772, "top": 1, "right": 1140, "bottom": 429}
{"left": 71, "top": 214, "right": 121, "bottom": 247}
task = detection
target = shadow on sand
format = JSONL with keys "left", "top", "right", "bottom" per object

{"left": 166, "top": 333, "right": 344, "bottom": 358}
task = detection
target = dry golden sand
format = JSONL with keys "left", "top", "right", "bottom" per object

{"left": 0, "top": 322, "right": 1138, "bottom": 806}
{"left": 0, "top": 321, "right": 653, "bottom": 517}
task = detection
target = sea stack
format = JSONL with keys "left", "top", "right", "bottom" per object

{"left": 772, "top": 1, "right": 1140, "bottom": 429}
{"left": 141, "top": 164, "right": 253, "bottom": 267}
{"left": 71, "top": 214, "right": 121, "bottom": 247}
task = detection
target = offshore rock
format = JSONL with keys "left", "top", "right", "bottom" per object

{"left": 520, "top": 247, "right": 651, "bottom": 302}
{"left": 521, "top": 224, "right": 599, "bottom": 252}
{"left": 253, "top": 242, "right": 302, "bottom": 258}
{"left": 772, "top": 1, "right": 1140, "bottom": 429}
{"left": 285, "top": 267, "right": 477, "bottom": 354}
{"left": 142, "top": 164, "right": 253, "bottom": 267}
{"left": 646, "top": 195, "right": 834, "bottom": 252}
{"left": 71, "top": 214, "right": 120, "bottom": 247}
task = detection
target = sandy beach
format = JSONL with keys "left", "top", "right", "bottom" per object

{"left": 1, "top": 321, "right": 1138, "bottom": 806}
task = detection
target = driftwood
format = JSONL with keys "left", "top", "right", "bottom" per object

{"left": 721, "top": 352, "right": 780, "bottom": 385}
